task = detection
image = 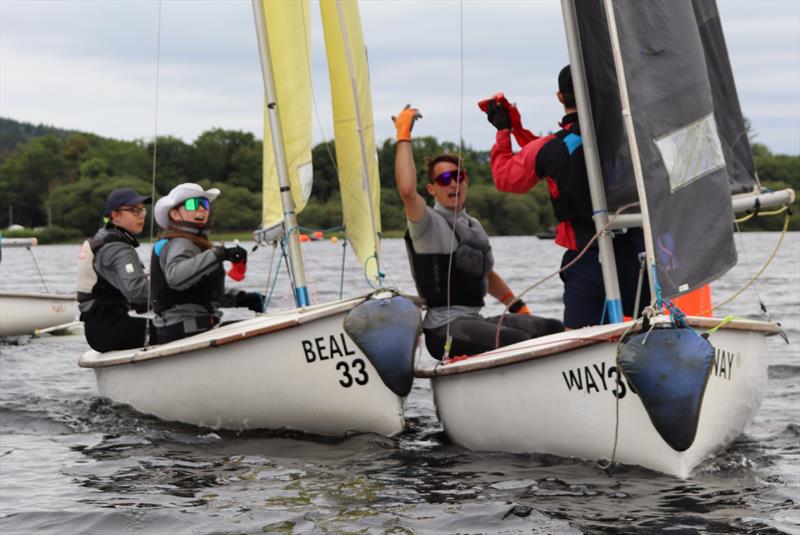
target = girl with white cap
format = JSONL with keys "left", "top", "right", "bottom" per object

{"left": 150, "top": 183, "right": 265, "bottom": 343}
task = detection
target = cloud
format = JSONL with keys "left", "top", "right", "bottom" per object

{"left": 1, "top": 0, "right": 798, "bottom": 154}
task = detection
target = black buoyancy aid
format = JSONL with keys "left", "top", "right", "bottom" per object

{"left": 76, "top": 228, "right": 137, "bottom": 311}
{"left": 149, "top": 238, "right": 225, "bottom": 314}
{"left": 543, "top": 117, "right": 596, "bottom": 249}
{"left": 404, "top": 211, "right": 492, "bottom": 308}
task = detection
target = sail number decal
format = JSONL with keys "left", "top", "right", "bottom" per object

{"left": 301, "top": 333, "right": 369, "bottom": 388}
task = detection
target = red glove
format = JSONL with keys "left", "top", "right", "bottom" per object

{"left": 227, "top": 260, "right": 247, "bottom": 281}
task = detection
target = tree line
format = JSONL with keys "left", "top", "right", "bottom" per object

{"left": 0, "top": 117, "right": 796, "bottom": 241}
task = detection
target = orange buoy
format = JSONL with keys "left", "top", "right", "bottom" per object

{"left": 312, "top": 231, "right": 323, "bottom": 240}
{"left": 330, "top": 236, "right": 338, "bottom": 244}
{"left": 299, "top": 233, "right": 310, "bottom": 242}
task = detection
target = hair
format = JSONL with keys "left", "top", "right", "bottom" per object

{"left": 425, "top": 153, "right": 464, "bottom": 182}
{"left": 558, "top": 65, "right": 576, "bottom": 109}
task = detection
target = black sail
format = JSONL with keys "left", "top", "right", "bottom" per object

{"left": 573, "top": 0, "right": 752, "bottom": 298}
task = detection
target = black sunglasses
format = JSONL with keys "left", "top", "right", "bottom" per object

{"left": 432, "top": 170, "right": 467, "bottom": 186}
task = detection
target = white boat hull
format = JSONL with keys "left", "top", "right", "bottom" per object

{"left": 79, "top": 296, "right": 409, "bottom": 437}
{"left": 418, "top": 317, "right": 776, "bottom": 478}
{"left": 0, "top": 291, "right": 78, "bottom": 337}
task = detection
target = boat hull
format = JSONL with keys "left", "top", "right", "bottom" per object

{"left": 419, "top": 318, "right": 774, "bottom": 478}
{"left": 0, "top": 292, "right": 77, "bottom": 337}
{"left": 79, "top": 297, "right": 409, "bottom": 437}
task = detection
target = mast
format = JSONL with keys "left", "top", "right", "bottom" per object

{"left": 601, "top": 0, "right": 658, "bottom": 304}
{"left": 561, "top": 0, "right": 624, "bottom": 323}
{"left": 251, "top": 0, "right": 310, "bottom": 307}
{"left": 333, "top": 0, "right": 382, "bottom": 284}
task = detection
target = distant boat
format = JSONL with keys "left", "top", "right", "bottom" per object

{"left": 416, "top": 0, "right": 794, "bottom": 477}
{"left": 535, "top": 226, "right": 555, "bottom": 240}
{"left": 0, "top": 237, "right": 78, "bottom": 337}
{"left": 78, "top": 0, "right": 420, "bottom": 437}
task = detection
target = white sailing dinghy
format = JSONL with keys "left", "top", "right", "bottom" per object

{"left": 79, "top": 0, "right": 420, "bottom": 437}
{"left": 0, "top": 238, "right": 77, "bottom": 337}
{"left": 416, "top": 0, "right": 794, "bottom": 478}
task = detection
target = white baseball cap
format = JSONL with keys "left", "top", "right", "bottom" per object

{"left": 154, "top": 182, "right": 221, "bottom": 229}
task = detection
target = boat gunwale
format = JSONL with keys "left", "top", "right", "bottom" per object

{"left": 78, "top": 295, "right": 367, "bottom": 368}
{"left": 415, "top": 316, "right": 780, "bottom": 378}
{"left": 0, "top": 291, "right": 76, "bottom": 301}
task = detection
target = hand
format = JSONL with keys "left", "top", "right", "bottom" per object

{"left": 392, "top": 104, "right": 422, "bottom": 142}
{"left": 486, "top": 100, "right": 511, "bottom": 131}
{"left": 236, "top": 291, "right": 265, "bottom": 313}
{"left": 511, "top": 301, "right": 532, "bottom": 315}
{"left": 215, "top": 244, "right": 247, "bottom": 263}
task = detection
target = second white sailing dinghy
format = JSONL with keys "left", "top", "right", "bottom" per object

{"left": 0, "top": 238, "right": 78, "bottom": 337}
{"left": 417, "top": 0, "right": 794, "bottom": 478}
{"left": 79, "top": 0, "right": 421, "bottom": 437}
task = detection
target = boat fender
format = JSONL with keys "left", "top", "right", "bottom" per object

{"left": 343, "top": 295, "right": 421, "bottom": 397}
{"left": 617, "top": 326, "right": 714, "bottom": 452}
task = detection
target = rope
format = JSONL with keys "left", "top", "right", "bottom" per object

{"left": 704, "top": 210, "right": 791, "bottom": 315}
{"left": 734, "top": 205, "right": 787, "bottom": 223}
{"left": 440, "top": 0, "right": 465, "bottom": 362}
{"left": 264, "top": 243, "right": 285, "bottom": 312}
{"left": 494, "top": 202, "right": 640, "bottom": 348}
{"left": 143, "top": 0, "right": 162, "bottom": 350}
{"left": 26, "top": 246, "right": 49, "bottom": 293}
{"left": 339, "top": 236, "right": 347, "bottom": 300}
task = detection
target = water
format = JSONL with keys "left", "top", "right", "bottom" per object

{"left": 1, "top": 233, "right": 798, "bottom": 534}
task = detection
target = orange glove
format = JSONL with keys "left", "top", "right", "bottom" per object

{"left": 392, "top": 104, "right": 422, "bottom": 142}
{"left": 501, "top": 292, "right": 532, "bottom": 315}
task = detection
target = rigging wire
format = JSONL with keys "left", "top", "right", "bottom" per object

{"left": 26, "top": 245, "right": 49, "bottom": 293}
{"left": 143, "top": 0, "right": 162, "bottom": 350}
{"left": 441, "top": 0, "right": 465, "bottom": 362}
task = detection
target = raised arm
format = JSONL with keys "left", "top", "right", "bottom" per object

{"left": 393, "top": 105, "right": 427, "bottom": 222}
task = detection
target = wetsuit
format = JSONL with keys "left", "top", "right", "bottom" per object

{"left": 77, "top": 225, "right": 158, "bottom": 352}
{"left": 406, "top": 204, "right": 563, "bottom": 359}
{"left": 491, "top": 113, "right": 650, "bottom": 328}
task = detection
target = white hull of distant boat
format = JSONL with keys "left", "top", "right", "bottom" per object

{"left": 0, "top": 291, "right": 78, "bottom": 337}
{"left": 79, "top": 296, "right": 408, "bottom": 437}
{"left": 417, "top": 316, "right": 779, "bottom": 478}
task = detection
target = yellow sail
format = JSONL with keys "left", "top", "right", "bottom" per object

{"left": 320, "top": 0, "right": 382, "bottom": 285}
{"left": 257, "top": 0, "right": 313, "bottom": 228}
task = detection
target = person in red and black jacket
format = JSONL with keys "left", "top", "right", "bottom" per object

{"left": 483, "top": 65, "right": 649, "bottom": 329}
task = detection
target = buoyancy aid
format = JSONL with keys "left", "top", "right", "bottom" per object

{"left": 76, "top": 227, "right": 139, "bottom": 311}
{"left": 149, "top": 238, "right": 225, "bottom": 314}
{"left": 542, "top": 116, "right": 596, "bottom": 250}
{"left": 404, "top": 209, "right": 494, "bottom": 308}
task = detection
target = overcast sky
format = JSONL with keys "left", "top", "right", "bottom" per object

{"left": 1, "top": 0, "right": 798, "bottom": 156}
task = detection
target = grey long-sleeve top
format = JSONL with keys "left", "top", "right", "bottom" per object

{"left": 153, "top": 236, "right": 238, "bottom": 328}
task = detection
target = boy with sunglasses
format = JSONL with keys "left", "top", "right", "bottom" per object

{"left": 151, "top": 182, "right": 265, "bottom": 343}
{"left": 77, "top": 187, "right": 161, "bottom": 351}
{"left": 393, "top": 105, "right": 563, "bottom": 360}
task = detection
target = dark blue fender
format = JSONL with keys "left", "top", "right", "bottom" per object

{"left": 343, "top": 295, "right": 421, "bottom": 397}
{"left": 618, "top": 327, "right": 715, "bottom": 452}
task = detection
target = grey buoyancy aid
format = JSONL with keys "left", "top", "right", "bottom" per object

{"left": 149, "top": 237, "right": 225, "bottom": 315}
{"left": 404, "top": 208, "right": 494, "bottom": 308}
{"left": 76, "top": 227, "right": 139, "bottom": 310}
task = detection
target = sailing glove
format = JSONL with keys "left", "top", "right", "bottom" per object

{"left": 392, "top": 104, "right": 422, "bottom": 142}
{"left": 215, "top": 244, "right": 248, "bottom": 263}
{"left": 236, "top": 291, "right": 266, "bottom": 313}
{"left": 486, "top": 100, "right": 511, "bottom": 131}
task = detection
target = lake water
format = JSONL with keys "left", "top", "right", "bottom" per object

{"left": 1, "top": 233, "right": 798, "bottom": 534}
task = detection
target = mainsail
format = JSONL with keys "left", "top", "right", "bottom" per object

{"left": 256, "top": 0, "right": 313, "bottom": 229}
{"left": 572, "top": 0, "right": 752, "bottom": 299}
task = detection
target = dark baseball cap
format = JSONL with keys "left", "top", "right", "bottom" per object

{"left": 104, "top": 188, "right": 152, "bottom": 215}
{"left": 558, "top": 65, "right": 573, "bottom": 94}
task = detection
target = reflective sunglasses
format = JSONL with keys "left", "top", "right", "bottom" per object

{"left": 432, "top": 169, "right": 467, "bottom": 186}
{"left": 183, "top": 197, "right": 210, "bottom": 211}
{"left": 118, "top": 206, "right": 147, "bottom": 216}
